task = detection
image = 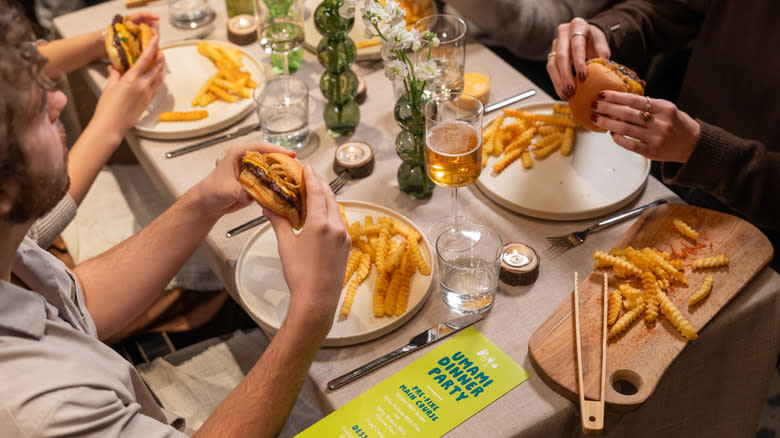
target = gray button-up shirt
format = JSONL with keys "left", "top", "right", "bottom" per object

{"left": 0, "top": 237, "right": 187, "bottom": 437}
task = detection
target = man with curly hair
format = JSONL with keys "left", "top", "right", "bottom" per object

{"left": 0, "top": 1, "right": 351, "bottom": 436}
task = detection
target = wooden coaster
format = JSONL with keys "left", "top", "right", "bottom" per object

{"left": 334, "top": 141, "right": 374, "bottom": 178}
{"left": 227, "top": 15, "right": 257, "bottom": 45}
{"left": 500, "top": 242, "right": 539, "bottom": 286}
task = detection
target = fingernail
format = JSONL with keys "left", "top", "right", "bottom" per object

{"left": 591, "top": 114, "right": 598, "bottom": 123}
{"left": 590, "top": 101, "right": 598, "bottom": 110}
{"left": 578, "top": 71, "right": 586, "bottom": 81}
{"left": 597, "top": 91, "right": 606, "bottom": 100}
{"left": 565, "top": 85, "right": 574, "bottom": 98}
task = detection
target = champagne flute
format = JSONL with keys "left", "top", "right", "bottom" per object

{"left": 254, "top": 0, "right": 304, "bottom": 75}
{"left": 425, "top": 93, "right": 483, "bottom": 236}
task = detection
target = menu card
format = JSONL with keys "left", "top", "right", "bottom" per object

{"left": 298, "top": 327, "right": 529, "bottom": 437}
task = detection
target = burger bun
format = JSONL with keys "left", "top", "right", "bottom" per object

{"left": 239, "top": 153, "right": 307, "bottom": 230}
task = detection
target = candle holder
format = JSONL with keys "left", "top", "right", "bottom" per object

{"left": 314, "top": 0, "right": 360, "bottom": 137}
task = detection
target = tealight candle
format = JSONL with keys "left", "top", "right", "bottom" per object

{"left": 334, "top": 141, "right": 374, "bottom": 178}
{"left": 500, "top": 242, "right": 540, "bottom": 286}
{"left": 227, "top": 15, "right": 257, "bottom": 45}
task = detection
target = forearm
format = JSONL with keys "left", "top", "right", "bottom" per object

{"left": 194, "top": 312, "right": 330, "bottom": 438}
{"left": 74, "top": 182, "right": 220, "bottom": 339}
{"left": 662, "top": 121, "right": 780, "bottom": 231}
{"left": 65, "top": 115, "right": 125, "bottom": 205}
{"left": 38, "top": 30, "right": 106, "bottom": 78}
{"left": 588, "top": 0, "right": 704, "bottom": 69}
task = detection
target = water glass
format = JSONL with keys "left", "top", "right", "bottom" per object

{"left": 255, "top": 77, "right": 310, "bottom": 151}
{"left": 169, "top": 0, "right": 215, "bottom": 29}
{"left": 436, "top": 224, "right": 503, "bottom": 314}
{"left": 415, "top": 14, "right": 467, "bottom": 96}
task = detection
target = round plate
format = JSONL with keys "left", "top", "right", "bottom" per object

{"left": 134, "top": 40, "right": 264, "bottom": 140}
{"left": 475, "top": 101, "right": 650, "bottom": 221}
{"left": 234, "top": 200, "right": 435, "bottom": 347}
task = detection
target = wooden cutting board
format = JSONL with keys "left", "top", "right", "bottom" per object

{"left": 528, "top": 203, "right": 773, "bottom": 411}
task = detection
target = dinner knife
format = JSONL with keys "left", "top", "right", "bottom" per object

{"left": 484, "top": 88, "right": 536, "bottom": 114}
{"left": 165, "top": 122, "right": 261, "bottom": 158}
{"left": 327, "top": 313, "right": 485, "bottom": 390}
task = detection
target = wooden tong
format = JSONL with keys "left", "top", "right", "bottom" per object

{"left": 573, "top": 272, "right": 607, "bottom": 434}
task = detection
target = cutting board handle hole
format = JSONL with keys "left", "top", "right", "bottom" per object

{"left": 610, "top": 369, "right": 642, "bottom": 396}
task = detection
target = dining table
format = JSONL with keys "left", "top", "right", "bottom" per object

{"left": 53, "top": 1, "right": 780, "bottom": 436}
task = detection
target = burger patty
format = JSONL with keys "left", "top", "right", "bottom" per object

{"left": 241, "top": 161, "right": 298, "bottom": 208}
{"left": 111, "top": 16, "right": 131, "bottom": 71}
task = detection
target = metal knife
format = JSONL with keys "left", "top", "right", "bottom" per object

{"left": 484, "top": 89, "right": 536, "bottom": 114}
{"left": 165, "top": 122, "right": 261, "bottom": 158}
{"left": 327, "top": 313, "right": 485, "bottom": 390}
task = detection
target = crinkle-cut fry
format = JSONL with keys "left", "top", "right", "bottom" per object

{"left": 673, "top": 218, "right": 699, "bottom": 240}
{"left": 537, "top": 125, "right": 562, "bottom": 136}
{"left": 481, "top": 144, "right": 490, "bottom": 167}
{"left": 375, "top": 222, "right": 391, "bottom": 274}
{"left": 348, "top": 222, "right": 382, "bottom": 240}
{"left": 552, "top": 103, "right": 572, "bottom": 115}
{"left": 385, "top": 241, "right": 407, "bottom": 273}
{"left": 559, "top": 127, "right": 575, "bottom": 156}
{"left": 669, "top": 259, "right": 685, "bottom": 271}
{"left": 340, "top": 252, "right": 372, "bottom": 316}
{"left": 373, "top": 272, "right": 391, "bottom": 317}
{"left": 503, "top": 126, "right": 537, "bottom": 154}
{"left": 619, "top": 284, "right": 642, "bottom": 310}
{"left": 692, "top": 254, "right": 729, "bottom": 269}
{"left": 492, "top": 131, "right": 506, "bottom": 156}
{"left": 657, "top": 290, "right": 698, "bottom": 340}
{"left": 640, "top": 271, "right": 660, "bottom": 322}
{"left": 393, "top": 221, "right": 420, "bottom": 242}
{"left": 607, "top": 289, "right": 622, "bottom": 325}
{"left": 394, "top": 251, "right": 416, "bottom": 316}
{"left": 343, "top": 249, "right": 363, "bottom": 287}
{"left": 657, "top": 278, "right": 670, "bottom": 291}
{"left": 689, "top": 274, "right": 713, "bottom": 306}
{"left": 609, "top": 302, "right": 645, "bottom": 338}
{"left": 408, "top": 237, "right": 430, "bottom": 275}
{"left": 339, "top": 203, "right": 347, "bottom": 227}
{"left": 384, "top": 251, "right": 410, "bottom": 316}
{"left": 532, "top": 136, "right": 563, "bottom": 159}
{"left": 594, "top": 258, "right": 612, "bottom": 269}
{"left": 493, "top": 146, "right": 525, "bottom": 174}
{"left": 593, "top": 250, "right": 643, "bottom": 277}
{"left": 534, "top": 131, "right": 563, "bottom": 149}
{"left": 642, "top": 248, "right": 688, "bottom": 286}
{"left": 354, "top": 239, "right": 374, "bottom": 262}
{"left": 504, "top": 110, "right": 580, "bottom": 128}
{"left": 520, "top": 151, "right": 533, "bottom": 169}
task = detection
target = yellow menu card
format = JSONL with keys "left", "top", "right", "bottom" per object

{"left": 298, "top": 327, "right": 529, "bottom": 437}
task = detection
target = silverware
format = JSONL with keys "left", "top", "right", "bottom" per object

{"left": 225, "top": 170, "right": 352, "bottom": 238}
{"left": 546, "top": 199, "right": 668, "bottom": 248}
{"left": 484, "top": 89, "right": 536, "bottom": 114}
{"left": 327, "top": 313, "right": 485, "bottom": 390}
{"left": 165, "top": 122, "right": 262, "bottom": 158}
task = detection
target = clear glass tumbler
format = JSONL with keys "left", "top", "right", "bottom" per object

{"left": 255, "top": 76, "right": 310, "bottom": 151}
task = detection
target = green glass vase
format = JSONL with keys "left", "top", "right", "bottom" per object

{"left": 314, "top": 0, "right": 360, "bottom": 137}
{"left": 394, "top": 92, "right": 434, "bottom": 199}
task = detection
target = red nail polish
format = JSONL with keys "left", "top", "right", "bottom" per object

{"left": 566, "top": 85, "right": 574, "bottom": 97}
{"left": 591, "top": 114, "right": 598, "bottom": 123}
{"left": 597, "top": 91, "right": 606, "bottom": 100}
{"left": 590, "top": 101, "right": 598, "bottom": 110}
{"left": 578, "top": 71, "right": 586, "bottom": 81}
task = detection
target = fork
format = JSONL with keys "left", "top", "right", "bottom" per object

{"left": 225, "top": 170, "right": 352, "bottom": 238}
{"left": 546, "top": 200, "right": 667, "bottom": 248}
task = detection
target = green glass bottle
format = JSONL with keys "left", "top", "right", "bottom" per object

{"left": 313, "top": 0, "right": 360, "bottom": 137}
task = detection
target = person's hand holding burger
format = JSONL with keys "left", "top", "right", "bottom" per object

{"left": 546, "top": 16, "right": 701, "bottom": 163}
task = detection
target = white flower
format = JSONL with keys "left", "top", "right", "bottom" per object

{"left": 422, "top": 30, "right": 440, "bottom": 48}
{"left": 385, "top": 23, "right": 415, "bottom": 51}
{"left": 383, "top": 0, "right": 406, "bottom": 26}
{"left": 362, "top": 1, "right": 389, "bottom": 26}
{"left": 414, "top": 60, "right": 440, "bottom": 81}
{"left": 384, "top": 59, "right": 408, "bottom": 81}
{"left": 338, "top": 0, "right": 360, "bottom": 19}
{"left": 408, "top": 28, "right": 423, "bottom": 52}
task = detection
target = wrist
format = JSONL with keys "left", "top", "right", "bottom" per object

{"left": 83, "top": 115, "right": 124, "bottom": 148}
{"left": 90, "top": 29, "right": 108, "bottom": 63}
{"left": 286, "top": 297, "right": 335, "bottom": 338}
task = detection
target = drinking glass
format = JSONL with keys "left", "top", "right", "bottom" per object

{"left": 437, "top": 223, "right": 503, "bottom": 313}
{"left": 254, "top": 0, "right": 304, "bottom": 75}
{"left": 415, "top": 14, "right": 467, "bottom": 96}
{"left": 425, "top": 92, "right": 483, "bottom": 232}
{"left": 255, "top": 76, "right": 310, "bottom": 151}
{"left": 169, "top": 0, "right": 215, "bottom": 29}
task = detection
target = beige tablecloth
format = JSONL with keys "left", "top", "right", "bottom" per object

{"left": 54, "top": 1, "right": 780, "bottom": 436}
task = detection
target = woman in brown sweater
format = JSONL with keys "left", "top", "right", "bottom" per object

{"left": 546, "top": 0, "right": 779, "bottom": 238}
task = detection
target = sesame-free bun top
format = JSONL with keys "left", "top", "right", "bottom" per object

{"left": 239, "top": 152, "right": 307, "bottom": 229}
{"left": 569, "top": 58, "right": 646, "bottom": 132}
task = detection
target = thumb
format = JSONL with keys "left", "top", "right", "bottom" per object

{"left": 105, "top": 65, "right": 121, "bottom": 86}
{"left": 265, "top": 208, "right": 294, "bottom": 247}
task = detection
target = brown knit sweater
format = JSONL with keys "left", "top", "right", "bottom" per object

{"left": 589, "top": 0, "right": 780, "bottom": 231}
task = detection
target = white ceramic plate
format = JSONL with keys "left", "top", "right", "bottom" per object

{"left": 475, "top": 101, "right": 650, "bottom": 221}
{"left": 134, "top": 40, "right": 264, "bottom": 140}
{"left": 234, "top": 200, "right": 435, "bottom": 346}
{"left": 303, "top": 0, "right": 381, "bottom": 61}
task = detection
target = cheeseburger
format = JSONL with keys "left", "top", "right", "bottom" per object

{"left": 568, "top": 58, "right": 646, "bottom": 132}
{"left": 105, "top": 15, "right": 155, "bottom": 73}
{"left": 239, "top": 152, "right": 307, "bottom": 229}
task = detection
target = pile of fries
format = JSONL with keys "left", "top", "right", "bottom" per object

{"left": 355, "top": 0, "right": 435, "bottom": 50}
{"left": 483, "top": 103, "right": 582, "bottom": 174}
{"left": 339, "top": 210, "right": 431, "bottom": 319}
{"left": 192, "top": 41, "right": 259, "bottom": 108}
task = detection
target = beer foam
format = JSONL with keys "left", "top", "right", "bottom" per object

{"left": 427, "top": 121, "right": 480, "bottom": 155}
